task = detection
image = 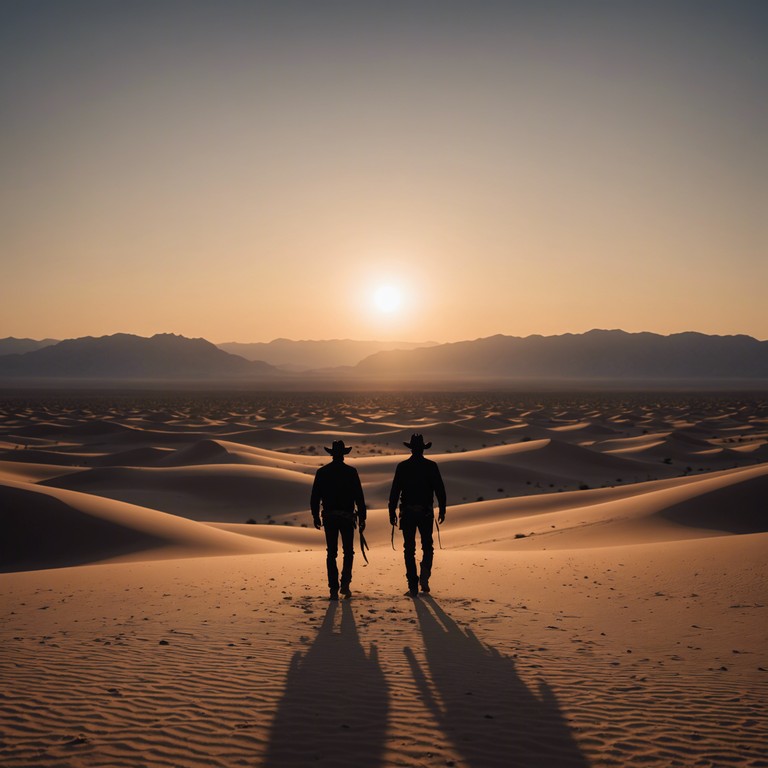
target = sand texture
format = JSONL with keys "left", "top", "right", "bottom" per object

{"left": 1, "top": 392, "right": 767, "bottom": 767}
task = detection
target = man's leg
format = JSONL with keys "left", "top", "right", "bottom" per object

{"left": 339, "top": 520, "right": 355, "bottom": 596}
{"left": 417, "top": 515, "right": 434, "bottom": 592}
{"left": 324, "top": 518, "right": 340, "bottom": 597}
{"left": 401, "top": 518, "right": 419, "bottom": 594}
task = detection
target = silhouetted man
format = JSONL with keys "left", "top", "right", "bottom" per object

{"left": 311, "top": 440, "right": 367, "bottom": 600}
{"left": 389, "top": 433, "right": 446, "bottom": 596}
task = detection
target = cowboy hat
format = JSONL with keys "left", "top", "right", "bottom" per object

{"left": 325, "top": 439, "right": 352, "bottom": 455}
{"left": 404, "top": 433, "right": 432, "bottom": 450}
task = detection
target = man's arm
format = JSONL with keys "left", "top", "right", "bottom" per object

{"left": 432, "top": 462, "right": 447, "bottom": 524}
{"left": 388, "top": 464, "right": 402, "bottom": 525}
{"left": 310, "top": 471, "right": 322, "bottom": 529}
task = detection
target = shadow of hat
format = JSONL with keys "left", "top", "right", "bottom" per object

{"left": 325, "top": 440, "right": 353, "bottom": 456}
{"left": 404, "top": 433, "right": 432, "bottom": 450}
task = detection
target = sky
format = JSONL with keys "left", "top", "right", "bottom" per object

{"left": 1, "top": 0, "right": 766, "bottom": 343}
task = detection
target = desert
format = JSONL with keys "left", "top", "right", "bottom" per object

{"left": 4, "top": 1, "right": 766, "bottom": 765}
{"left": 1, "top": 390, "right": 767, "bottom": 767}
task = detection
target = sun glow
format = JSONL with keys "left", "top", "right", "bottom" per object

{"left": 373, "top": 284, "right": 402, "bottom": 314}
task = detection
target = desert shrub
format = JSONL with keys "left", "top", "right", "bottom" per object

{"left": 246, "top": 518, "right": 257, "bottom": 524}
{"left": 579, "top": 483, "right": 590, "bottom": 490}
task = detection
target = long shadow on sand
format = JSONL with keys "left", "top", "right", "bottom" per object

{"left": 406, "top": 597, "right": 588, "bottom": 768}
{"left": 263, "top": 599, "right": 388, "bottom": 767}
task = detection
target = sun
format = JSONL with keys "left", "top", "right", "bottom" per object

{"left": 373, "top": 284, "right": 402, "bottom": 314}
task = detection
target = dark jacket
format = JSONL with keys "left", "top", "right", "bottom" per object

{"left": 388, "top": 455, "right": 447, "bottom": 516}
{"left": 311, "top": 460, "right": 367, "bottom": 521}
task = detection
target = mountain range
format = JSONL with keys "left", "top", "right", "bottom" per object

{"left": 354, "top": 330, "right": 768, "bottom": 381}
{"left": 217, "top": 338, "right": 436, "bottom": 370}
{"left": 0, "top": 330, "right": 766, "bottom": 384}
{"left": 0, "top": 334, "right": 276, "bottom": 380}
{"left": 0, "top": 337, "right": 59, "bottom": 356}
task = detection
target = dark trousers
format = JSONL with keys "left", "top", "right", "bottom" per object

{"left": 400, "top": 514, "right": 434, "bottom": 588}
{"left": 323, "top": 516, "right": 355, "bottom": 591}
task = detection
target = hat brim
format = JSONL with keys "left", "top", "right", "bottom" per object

{"left": 325, "top": 446, "right": 352, "bottom": 454}
{"left": 404, "top": 441, "right": 432, "bottom": 450}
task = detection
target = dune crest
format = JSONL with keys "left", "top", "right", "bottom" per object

{"left": 1, "top": 391, "right": 766, "bottom": 767}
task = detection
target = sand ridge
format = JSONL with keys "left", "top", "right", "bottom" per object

{"left": 1, "top": 392, "right": 767, "bottom": 767}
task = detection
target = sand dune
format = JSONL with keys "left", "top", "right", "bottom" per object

{"left": 41, "top": 464, "right": 314, "bottom": 522}
{"left": 157, "top": 439, "right": 322, "bottom": 470}
{"left": 442, "top": 462, "right": 768, "bottom": 549}
{"left": 1, "top": 392, "right": 766, "bottom": 768}
{"left": 0, "top": 460, "right": 85, "bottom": 484}
{"left": 0, "top": 479, "right": 280, "bottom": 572}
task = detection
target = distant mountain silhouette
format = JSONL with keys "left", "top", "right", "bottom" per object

{"left": 0, "top": 333, "right": 279, "bottom": 380}
{"left": 217, "top": 338, "right": 437, "bottom": 370}
{"left": 0, "top": 337, "right": 59, "bottom": 356}
{"left": 353, "top": 330, "right": 768, "bottom": 381}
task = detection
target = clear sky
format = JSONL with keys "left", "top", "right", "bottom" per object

{"left": 1, "top": 1, "right": 766, "bottom": 343}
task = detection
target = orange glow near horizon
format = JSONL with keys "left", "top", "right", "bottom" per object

{"left": 1, "top": 4, "right": 766, "bottom": 344}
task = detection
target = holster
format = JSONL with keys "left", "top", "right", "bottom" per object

{"left": 324, "top": 508, "right": 356, "bottom": 525}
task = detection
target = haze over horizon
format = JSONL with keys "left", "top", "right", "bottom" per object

{"left": 2, "top": 1, "right": 766, "bottom": 344}
{"left": 4, "top": 328, "right": 768, "bottom": 347}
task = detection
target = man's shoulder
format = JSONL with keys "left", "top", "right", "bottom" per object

{"left": 317, "top": 461, "right": 358, "bottom": 475}
{"left": 399, "top": 456, "right": 438, "bottom": 470}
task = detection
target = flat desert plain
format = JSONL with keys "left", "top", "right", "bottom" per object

{"left": 1, "top": 392, "right": 767, "bottom": 768}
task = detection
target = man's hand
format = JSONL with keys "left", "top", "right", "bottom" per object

{"left": 313, "top": 515, "right": 322, "bottom": 530}
{"left": 358, "top": 519, "right": 366, "bottom": 533}
{"left": 438, "top": 510, "right": 446, "bottom": 524}
{"left": 389, "top": 511, "right": 397, "bottom": 526}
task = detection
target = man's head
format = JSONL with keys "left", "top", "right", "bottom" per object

{"left": 403, "top": 433, "right": 432, "bottom": 455}
{"left": 325, "top": 439, "right": 352, "bottom": 460}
